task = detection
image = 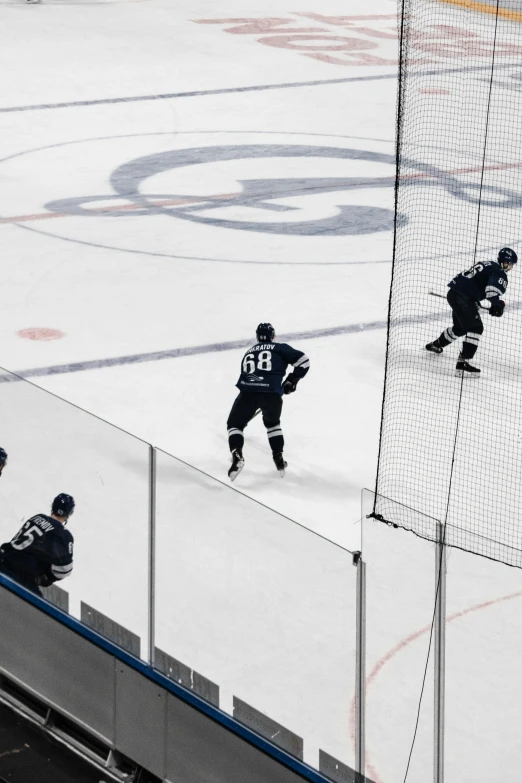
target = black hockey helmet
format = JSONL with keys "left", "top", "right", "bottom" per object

{"left": 0, "top": 448, "right": 7, "bottom": 476}
{"left": 52, "top": 493, "right": 75, "bottom": 518}
{"left": 256, "top": 322, "right": 275, "bottom": 342}
{"left": 498, "top": 247, "right": 518, "bottom": 268}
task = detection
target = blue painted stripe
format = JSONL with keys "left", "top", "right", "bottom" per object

{"left": 0, "top": 313, "right": 442, "bottom": 383}
{"left": 0, "top": 573, "right": 333, "bottom": 783}
{"left": 0, "top": 62, "right": 516, "bottom": 114}
{"left": 0, "top": 75, "right": 396, "bottom": 113}
{"left": 0, "top": 323, "right": 386, "bottom": 382}
{"left": 3, "top": 301, "right": 521, "bottom": 383}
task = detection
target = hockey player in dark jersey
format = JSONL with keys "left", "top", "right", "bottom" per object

{"left": 0, "top": 493, "right": 75, "bottom": 597}
{"left": 0, "top": 448, "right": 7, "bottom": 478}
{"left": 227, "top": 323, "right": 310, "bottom": 480}
{"left": 425, "top": 247, "right": 517, "bottom": 374}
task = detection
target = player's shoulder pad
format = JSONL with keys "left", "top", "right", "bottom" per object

{"left": 492, "top": 263, "right": 508, "bottom": 284}
{"left": 276, "top": 342, "right": 300, "bottom": 358}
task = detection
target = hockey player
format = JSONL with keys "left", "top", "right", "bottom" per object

{"left": 426, "top": 247, "right": 517, "bottom": 374}
{"left": 227, "top": 323, "right": 310, "bottom": 480}
{"left": 0, "top": 493, "right": 75, "bottom": 597}
{"left": 0, "top": 448, "right": 7, "bottom": 477}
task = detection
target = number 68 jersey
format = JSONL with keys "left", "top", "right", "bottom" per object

{"left": 237, "top": 341, "right": 310, "bottom": 394}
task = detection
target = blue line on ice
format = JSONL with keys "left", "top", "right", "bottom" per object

{"left": 0, "top": 75, "right": 397, "bottom": 113}
{"left": 0, "top": 311, "right": 451, "bottom": 382}
{"left": 0, "top": 62, "right": 517, "bottom": 114}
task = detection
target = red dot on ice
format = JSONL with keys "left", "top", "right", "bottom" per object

{"left": 18, "top": 328, "right": 65, "bottom": 341}
{"left": 419, "top": 88, "right": 450, "bottom": 95}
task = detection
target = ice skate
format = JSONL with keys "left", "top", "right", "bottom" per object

{"left": 228, "top": 449, "right": 244, "bottom": 481}
{"left": 273, "top": 452, "right": 287, "bottom": 477}
{"left": 425, "top": 341, "right": 443, "bottom": 354}
{"left": 456, "top": 360, "right": 480, "bottom": 375}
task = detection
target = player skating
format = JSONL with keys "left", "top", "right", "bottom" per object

{"left": 426, "top": 247, "right": 517, "bottom": 374}
{"left": 227, "top": 323, "right": 310, "bottom": 480}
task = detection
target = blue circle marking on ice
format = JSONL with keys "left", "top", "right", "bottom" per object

{"left": 0, "top": 131, "right": 401, "bottom": 265}
{"left": 1, "top": 130, "right": 518, "bottom": 265}
{"left": 46, "top": 144, "right": 402, "bottom": 236}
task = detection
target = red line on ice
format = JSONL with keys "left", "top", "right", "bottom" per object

{"left": 349, "top": 588, "right": 522, "bottom": 783}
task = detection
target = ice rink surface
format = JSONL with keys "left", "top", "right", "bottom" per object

{"left": 2, "top": 1, "right": 522, "bottom": 779}
{"left": 0, "top": 0, "right": 403, "bottom": 550}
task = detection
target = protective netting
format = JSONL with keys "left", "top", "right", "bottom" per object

{"left": 374, "top": 0, "right": 522, "bottom": 567}
{"left": 371, "top": 491, "right": 522, "bottom": 566}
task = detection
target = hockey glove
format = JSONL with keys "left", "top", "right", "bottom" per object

{"left": 489, "top": 300, "right": 505, "bottom": 317}
{"left": 283, "top": 375, "right": 299, "bottom": 395}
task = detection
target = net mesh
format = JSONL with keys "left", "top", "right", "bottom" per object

{"left": 374, "top": 0, "right": 522, "bottom": 567}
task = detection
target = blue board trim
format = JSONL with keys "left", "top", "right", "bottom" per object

{"left": 0, "top": 574, "right": 333, "bottom": 783}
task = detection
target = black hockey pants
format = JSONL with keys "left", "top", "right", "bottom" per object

{"left": 227, "top": 391, "right": 284, "bottom": 455}
{"left": 438, "top": 290, "right": 484, "bottom": 360}
{"left": 0, "top": 561, "right": 43, "bottom": 597}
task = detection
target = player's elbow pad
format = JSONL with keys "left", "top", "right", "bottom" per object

{"left": 293, "top": 354, "right": 310, "bottom": 374}
{"left": 51, "top": 562, "right": 73, "bottom": 580}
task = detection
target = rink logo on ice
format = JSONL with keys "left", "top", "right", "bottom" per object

{"left": 193, "top": 14, "right": 398, "bottom": 67}
{"left": 29, "top": 130, "right": 521, "bottom": 265}
{"left": 45, "top": 142, "right": 402, "bottom": 237}
{"left": 1, "top": 131, "right": 411, "bottom": 264}
{"left": 194, "top": 14, "right": 522, "bottom": 67}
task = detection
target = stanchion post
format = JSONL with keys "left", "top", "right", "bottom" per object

{"left": 355, "top": 552, "right": 366, "bottom": 781}
{"left": 148, "top": 444, "right": 157, "bottom": 667}
{"left": 434, "top": 522, "right": 446, "bottom": 783}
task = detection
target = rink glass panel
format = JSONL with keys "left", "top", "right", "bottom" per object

{"left": 375, "top": 0, "right": 522, "bottom": 564}
{"left": 154, "top": 448, "right": 357, "bottom": 772}
{"left": 445, "top": 547, "right": 522, "bottom": 782}
{"left": 0, "top": 368, "right": 150, "bottom": 659}
{"left": 362, "top": 503, "right": 436, "bottom": 783}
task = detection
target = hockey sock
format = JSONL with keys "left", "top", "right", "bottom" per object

{"left": 267, "top": 426, "right": 284, "bottom": 455}
{"left": 227, "top": 429, "right": 244, "bottom": 452}
{"left": 439, "top": 328, "right": 457, "bottom": 347}
{"left": 460, "top": 335, "right": 479, "bottom": 360}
